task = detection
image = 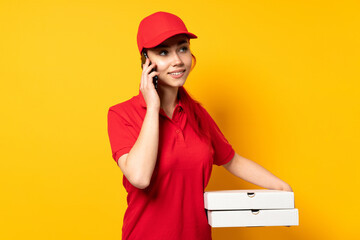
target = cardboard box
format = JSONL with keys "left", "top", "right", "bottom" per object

{"left": 204, "top": 190, "right": 299, "bottom": 227}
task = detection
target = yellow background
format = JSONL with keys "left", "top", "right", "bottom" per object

{"left": 1, "top": 0, "right": 359, "bottom": 239}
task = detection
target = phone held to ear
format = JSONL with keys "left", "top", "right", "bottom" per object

{"left": 141, "top": 51, "right": 158, "bottom": 90}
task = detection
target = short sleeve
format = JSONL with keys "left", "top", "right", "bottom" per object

{"left": 107, "top": 108, "right": 137, "bottom": 163}
{"left": 205, "top": 110, "right": 235, "bottom": 166}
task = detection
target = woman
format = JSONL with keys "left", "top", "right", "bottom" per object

{"left": 107, "top": 11, "right": 292, "bottom": 240}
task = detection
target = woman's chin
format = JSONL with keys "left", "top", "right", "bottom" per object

{"left": 158, "top": 79, "right": 186, "bottom": 89}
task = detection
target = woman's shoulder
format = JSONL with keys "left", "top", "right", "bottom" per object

{"left": 108, "top": 92, "right": 144, "bottom": 113}
{"left": 108, "top": 92, "right": 147, "bottom": 126}
{"left": 195, "top": 103, "right": 214, "bottom": 121}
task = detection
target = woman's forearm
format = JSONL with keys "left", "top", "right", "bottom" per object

{"left": 223, "top": 153, "right": 293, "bottom": 191}
{"left": 119, "top": 107, "right": 159, "bottom": 189}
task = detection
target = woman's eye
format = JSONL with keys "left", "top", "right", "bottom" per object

{"left": 159, "top": 50, "right": 168, "bottom": 56}
{"left": 180, "top": 46, "right": 188, "bottom": 52}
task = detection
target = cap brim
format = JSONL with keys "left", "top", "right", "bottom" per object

{"left": 143, "top": 30, "right": 197, "bottom": 49}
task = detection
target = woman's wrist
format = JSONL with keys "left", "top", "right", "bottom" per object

{"left": 146, "top": 105, "right": 160, "bottom": 113}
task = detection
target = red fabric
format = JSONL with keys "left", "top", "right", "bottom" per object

{"left": 137, "top": 11, "right": 197, "bottom": 54}
{"left": 107, "top": 91, "right": 235, "bottom": 240}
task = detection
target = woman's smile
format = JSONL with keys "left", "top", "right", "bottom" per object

{"left": 168, "top": 69, "right": 186, "bottom": 78}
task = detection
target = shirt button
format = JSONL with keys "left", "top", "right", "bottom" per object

{"left": 176, "top": 129, "right": 180, "bottom": 134}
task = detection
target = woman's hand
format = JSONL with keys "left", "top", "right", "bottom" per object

{"left": 140, "top": 58, "right": 160, "bottom": 111}
{"left": 280, "top": 183, "right": 293, "bottom": 192}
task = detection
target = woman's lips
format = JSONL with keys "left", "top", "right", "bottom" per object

{"left": 168, "top": 70, "right": 185, "bottom": 79}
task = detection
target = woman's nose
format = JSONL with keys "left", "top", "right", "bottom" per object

{"left": 171, "top": 52, "right": 183, "bottom": 66}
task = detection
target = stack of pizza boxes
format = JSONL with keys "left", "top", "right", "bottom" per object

{"left": 204, "top": 190, "right": 299, "bottom": 227}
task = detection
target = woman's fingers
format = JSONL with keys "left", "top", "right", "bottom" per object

{"left": 148, "top": 72, "right": 159, "bottom": 89}
{"left": 143, "top": 59, "right": 157, "bottom": 77}
{"left": 140, "top": 60, "right": 158, "bottom": 90}
{"left": 142, "top": 57, "right": 150, "bottom": 70}
{"left": 140, "top": 58, "right": 150, "bottom": 89}
{"left": 145, "top": 63, "right": 156, "bottom": 75}
{"left": 143, "top": 64, "right": 158, "bottom": 88}
{"left": 142, "top": 71, "right": 158, "bottom": 90}
{"left": 139, "top": 57, "right": 160, "bottom": 110}
{"left": 148, "top": 71, "right": 158, "bottom": 78}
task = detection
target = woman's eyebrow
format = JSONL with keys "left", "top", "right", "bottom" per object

{"left": 154, "top": 40, "right": 188, "bottom": 49}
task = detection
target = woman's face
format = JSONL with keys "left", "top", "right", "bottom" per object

{"left": 146, "top": 34, "right": 192, "bottom": 90}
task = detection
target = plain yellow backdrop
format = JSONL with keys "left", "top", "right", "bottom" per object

{"left": 1, "top": 0, "right": 359, "bottom": 239}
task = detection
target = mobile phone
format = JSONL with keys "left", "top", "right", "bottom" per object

{"left": 141, "top": 51, "right": 158, "bottom": 90}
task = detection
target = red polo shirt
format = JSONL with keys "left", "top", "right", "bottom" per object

{"left": 107, "top": 91, "right": 235, "bottom": 240}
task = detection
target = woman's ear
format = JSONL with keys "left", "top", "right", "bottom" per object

{"left": 190, "top": 53, "right": 196, "bottom": 71}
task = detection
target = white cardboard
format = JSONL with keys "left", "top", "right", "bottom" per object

{"left": 207, "top": 208, "right": 299, "bottom": 227}
{"left": 204, "top": 189, "right": 294, "bottom": 210}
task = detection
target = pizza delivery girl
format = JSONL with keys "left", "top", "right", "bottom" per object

{"left": 107, "top": 11, "right": 293, "bottom": 240}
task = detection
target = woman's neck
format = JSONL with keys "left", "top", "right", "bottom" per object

{"left": 158, "top": 86, "right": 179, "bottom": 116}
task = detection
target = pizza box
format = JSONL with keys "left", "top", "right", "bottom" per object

{"left": 204, "top": 189, "right": 294, "bottom": 210}
{"left": 207, "top": 208, "right": 299, "bottom": 227}
{"left": 204, "top": 189, "right": 299, "bottom": 227}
